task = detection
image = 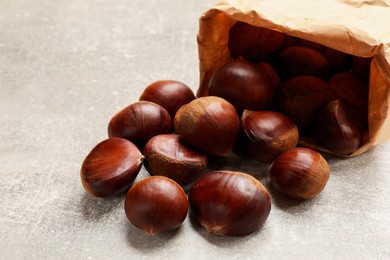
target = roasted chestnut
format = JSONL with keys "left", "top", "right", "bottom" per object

{"left": 316, "top": 99, "right": 363, "bottom": 155}
{"left": 240, "top": 110, "right": 299, "bottom": 163}
{"left": 174, "top": 96, "right": 240, "bottom": 157}
{"left": 228, "top": 22, "right": 286, "bottom": 61}
{"left": 80, "top": 138, "right": 144, "bottom": 197}
{"left": 143, "top": 134, "right": 208, "bottom": 186}
{"left": 189, "top": 171, "right": 271, "bottom": 236}
{"left": 108, "top": 101, "right": 172, "bottom": 149}
{"left": 124, "top": 176, "right": 188, "bottom": 236}
{"left": 208, "top": 58, "right": 276, "bottom": 111}
{"left": 278, "top": 76, "right": 334, "bottom": 130}
{"left": 139, "top": 80, "right": 195, "bottom": 118}
{"left": 269, "top": 147, "right": 330, "bottom": 199}
{"left": 277, "top": 46, "right": 329, "bottom": 80}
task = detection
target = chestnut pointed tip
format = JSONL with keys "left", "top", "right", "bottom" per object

{"left": 138, "top": 155, "right": 145, "bottom": 163}
{"left": 144, "top": 226, "right": 159, "bottom": 236}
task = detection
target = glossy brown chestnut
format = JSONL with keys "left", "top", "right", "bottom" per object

{"left": 143, "top": 134, "right": 208, "bottom": 186}
{"left": 316, "top": 99, "right": 362, "bottom": 155}
{"left": 174, "top": 96, "right": 240, "bottom": 157}
{"left": 80, "top": 138, "right": 144, "bottom": 197}
{"left": 252, "top": 61, "right": 281, "bottom": 89}
{"left": 277, "top": 46, "right": 329, "bottom": 79}
{"left": 269, "top": 147, "right": 330, "bottom": 199}
{"left": 208, "top": 58, "right": 276, "bottom": 111}
{"left": 107, "top": 101, "right": 172, "bottom": 149}
{"left": 139, "top": 80, "right": 195, "bottom": 118}
{"left": 240, "top": 110, "right": 299, "bottom": 163}
{"left": 124, "top": 176, "right": 188, "bottom": 236}
{"left": 278, "top": 76, "right": 334, "bottom": 130}
{"left": 228, "top": 22, "right": 286, "bottom": 61}
{"left": 329, "top": 72, "right": 369, "bottom": 115}
{"left": 299, "top": 39, "right": 352, "bottom": 73}
{"left": 188, "top": 171, "right": 271, "bottom": 236}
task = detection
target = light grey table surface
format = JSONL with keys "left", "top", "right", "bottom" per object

{"left": 1, "top": 0, "right": 390, "bottom": 259}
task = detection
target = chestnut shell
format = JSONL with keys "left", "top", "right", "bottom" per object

{"left": 143, "top": 134, "right": 208, "bottom": 186}
{"left": 80, "top": 138, "right": 144, "bottom": 197}
{"left": 316, "top": 99, "right": 362, "bottom": 155}
{"left": 299, "top": 39, "right": 352, "bottom": 73}
{"left": 252, "top": 62, "right": 281, "bottom": 89}
{"left": 189, "top": 171, "right": 271, "bottom": 236}
{"left": 174, "top": 96, "right": 240, "bottom": 157}
{"left": 269, "top": 147, "right": 330, "bottom": 199}
{"left": 278, "top": 76, "right": 334, "bottom": 130}
{"left": 139, "top": 80, "right": 195, "bottom": 118}
{"left": 240, "top": 110, "right": 299, "bottom": 163}
{"left": 125, "top": 176, "right": 188, "bottom": 236}
{"left": 277, "top": 46, "right": 329, "bottom": 80}
{"left": 329, "top": 72, "right": 368, "bottom": 115}
{"left": 228, "top": 22, "right": 286, "bottom": 61}
{"left": 208, "top": 58, "right": 276, "bottom": 111}
{"left": 107, "top": 101, "right": 172, "bottom": 149}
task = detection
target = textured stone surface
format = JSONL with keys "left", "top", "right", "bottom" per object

{"left": 1, "top": 0, "right": 390, "bottom": 259}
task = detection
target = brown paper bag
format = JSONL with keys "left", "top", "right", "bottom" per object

{"left": 197, "top": 0, "right": 390, "bottom": 156}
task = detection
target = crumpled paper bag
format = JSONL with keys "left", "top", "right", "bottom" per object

{"left": 197, "top": 0, "right": 390, "bottom": 156}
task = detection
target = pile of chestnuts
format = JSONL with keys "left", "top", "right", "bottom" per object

{"left": 221, "top": 22, "right": 370, "bottom": 156}
{"left": 80, "top": 21, "right": 371, "bottom": 237}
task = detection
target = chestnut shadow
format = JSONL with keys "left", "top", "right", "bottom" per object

{"left": 79, "top": 193, "right": 124, "bottom": 222}
{"left": 206, "top": 150, "right": 269, "bottom": 181}
{"left": 188, "top": 214, "right": 262, "bottom": 247}
{"left": 125, "top": 220, "right": 182, "bottom": 251}
{"left": 266, "top": 181, "right": 320, "bottom": 212}
{"left": 320, "top": 151, "right": 346, "bottom": 165}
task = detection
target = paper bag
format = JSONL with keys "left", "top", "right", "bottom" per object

{"left": 197, "top": 0, "right": 390, "bottom": 156}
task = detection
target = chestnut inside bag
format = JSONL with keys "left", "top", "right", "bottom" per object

{"left": 197, "top": 0, "right": 390, "bottom": 156}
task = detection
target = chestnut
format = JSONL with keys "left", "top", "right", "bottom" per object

{"left": 278, "top": 76, "right": 334, "bottom": 130}
{"left": 252, "top": 61, "right": 281, "bottom": 89}
{"left": 188, "top": 171, "right": 271, "bottom": 236}
{"left": 277, "top": 46, "right": 329, "bottom": 80}
{"left": 329, "top": 72, "right": 368, "bottom": 115}
{"left": 139, "top": 80, "right": 195, "bottom": 118}
{"left": 107, "top": 101, "right": 172, "bottom": 149}
{"left": 269, "top": 147, "right": 330, "bottom": 199}
{"left": 124, "top": 176, "right": 188, "bottom": 236}
{"left": 208, "top": 58, "right": 276, "bottom": 111}
{"left": 316, "top": 99, "right": 362, "bottom": 155}
{"left": 299, "top": 39, "right": 352, "bottom": 73}
{"left": 143, "top": 134, "right": 208, "bottom": 186}
{"left": 228, "top": 21, "right": 286, "bottom": 61}
{"left": 80, "top": 138, "right": 144, "bottom": 197}
{"left": 240, "top": 110, "right": 299, "bottom": 163}
{"left": 174, "top": 96, "right": 240, "bottom": 157}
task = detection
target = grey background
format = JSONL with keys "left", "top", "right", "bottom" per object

{"left": 1, "top": 0, "right": 389, "bottom": 259}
